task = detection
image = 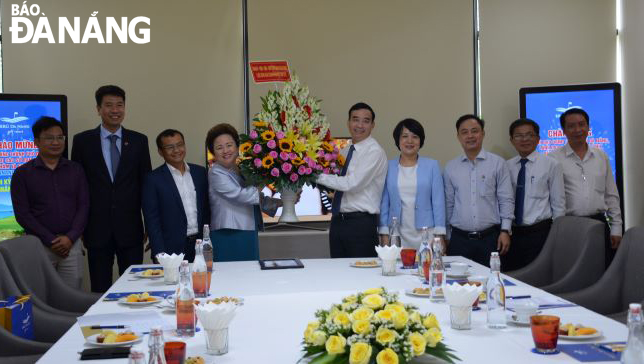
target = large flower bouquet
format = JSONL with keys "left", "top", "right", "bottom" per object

{"left": 301, "top": 288, "right": 459, "bottom": 364}
{"left": 239, "top": 76, "right": 344, "bottom": 191}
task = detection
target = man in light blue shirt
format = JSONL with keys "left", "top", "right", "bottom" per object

{"left": 444, "top": 114, "right": 514, "bottom": 267}
{"left": 100, "top": 124, "right": 122, "bottom": 181}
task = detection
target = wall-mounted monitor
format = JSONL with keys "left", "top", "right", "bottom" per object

{"left": 0, "top": 94, "right": 68, "bottom": 239}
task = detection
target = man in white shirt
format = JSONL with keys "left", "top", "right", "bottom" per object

{"left": 550, "top": 108, "right": 622, "bottom": 267}
{"left": 316, "top": 103, "right": 388, "bottom": 258}
{"left": 504, "top": 118, "right": 565, "bottom": 271}
{"left": 142, "top": 129, "right": 210, "bottom": 262}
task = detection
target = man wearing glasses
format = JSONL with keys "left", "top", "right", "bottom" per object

{"left": 11, "top": 116, "right": 89, "bottom": 288}
{"left": 504, "top": 118, "right": 565, "bottom": 271}
{"left": 142, "top": 129, "right": 209, "bottom": 262}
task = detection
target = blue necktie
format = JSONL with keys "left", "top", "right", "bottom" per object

{"left": 331, "top": 145, "right": 355, "bottom": 215}
{"left": 109, "top": 134, "right": 120, "bottom": 181}
{"left": 514, "top": 158, "right": 528, "bottom": 225}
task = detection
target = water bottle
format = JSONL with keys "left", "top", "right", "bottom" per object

{"left": 416, "top": 227, "right": 431, "bottom": 284}
{"left": 192, "top": 240, "right": 208, "bottom": 298}
{"left": 389, "top": 216, "right": 401, "bottom": 247}
{"left": 621, "top": 303, "right": 644, "bottom": 363}
{"left": 429, "top": 237, "right": 445, "bottom": 302}
{"left": 147, "top": 326, "right": 167, "bottom": 364}
{"left": 127, "top": 349, "right": 145, "bottom": 364}
{"left": 486, "top": 252, "right": 507, "bottom": 328}
{"left": 202, "top": 224, "right": 213, "bottom": 291}
{"left": 176, "top": 260, "right": 195, "bottom": 337}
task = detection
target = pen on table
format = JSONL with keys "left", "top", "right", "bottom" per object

{"left": 90, "top": 325, "right": 127, "bottom": 329}
{"left": 507, "top": 295, "right": 531, "bottom": 300}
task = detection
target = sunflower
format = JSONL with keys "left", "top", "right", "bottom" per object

{"left": 253, "top": 121, "right": 268, "bottom": 128}
{"left": 279, "top": 139, "right": 293, "bottom": 152}
{"left": 292, "top": 156, "right": 305, "bottom": 166}
{"left": 239, "top": 142, "right": 252, "bottom": 154}
{"left": 261, "top": 130, "right": 276, "bottom": 141}
{"left": 321, "top": 159, "right": 330, "bottom": 168}
{"left": 322, "top": 141, "right": 334, "bottom": 152}
{"left": 261, "top": 155, "right": 275, "bottom": 168}
{"left": 337, "top": 154, "right": 346, "bottom": 166}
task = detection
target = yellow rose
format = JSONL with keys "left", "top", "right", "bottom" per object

{"left": 362, "top": 294, "right": 386, "bottom": 309}
{"left": 352, "top": 319, "right": 372, "bottom": 335}
{"left": 424, "top": 327, "right": 443, "bottom": 348}
{"left": 423, "top": 313, "right": 440, "bottom": 330}
{"left": 385, "top": 303, "right": 406, "bottom": 314}
{"left": 410, "top": 311, "right": 422, "bottom": 324}
{"left": 375, "top": 327, "right": 397, "bottom": 345}
{"left": 349, "top": 342, "right": 373, "bottom": 364}
{"left": 409, "top": 332, "right": 426, "bottom": 356}
{"left": 333, "top": 311, "right": 351, "bottom": 327}
{"left": 392, "top": 310, "right": 409, "bottom": 329}
{"left": 310, "top": 330, "right": 327, "bottom": 346}
{"left": 343, "top": 294, "right": 358, "bottom": 304}
{"left": 325, "top": 335, "right": 347, "bottom": 355}
{"left": 363, "top": 287, "right": 383, "bottom": 295}
{"left": 351, "top": 307, "right": 374, "bottom": 321}
{"left": 303, "top": 321, "right": 320, "bottom": 343}
{"left": 327, "top": 307, "right": 340, "bottom": 321}
{"left": 376, "top": 348, "right": 399, "bottom": 364}
{"left": 375, "top": 309, "right": 395, "bottom": 322}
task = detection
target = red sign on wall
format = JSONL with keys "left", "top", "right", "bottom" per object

{"left": 250, "top": 61, "right": 291, "bottom": 83}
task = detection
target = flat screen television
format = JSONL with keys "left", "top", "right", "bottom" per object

{"left": 519, "top": 83, "right": 623, "bottom": 214}
{"left": 0, "top": 94, "right": 68, "bottom": 239}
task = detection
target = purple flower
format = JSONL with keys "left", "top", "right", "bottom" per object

{"left": 267, "top": 139, "right": 277, "bottom": 149}
{"left": 254, "top": 158, "right": 262, "bottom": 168}
{"left": 280, "top": 151, "right": 290, "bottom": 161}
{"left": 298, "top": 165, "right": 307, "bottom": 175}
{"left": 316, "top": 165, "right": 323, "bottom": 171}
{"left": 253, "top": 144, "right": 262, "bottom": 154}
{"left": 270, "top": 168, "right": 280, "bottom": 177}
{"left": 306, "top": 167, "right": 313, "bottom": 175}
{"left": 289, "top": 152, "right": 298, "bottom": 160}
{"left": 332, "top": 168, "right": 340, "bottom": 174}
{"left": 317, "top": 150, "right": 325, "bottom": 157}
{"left": 282, "top": 163, "right": 293, "bottom": 174}
{"left": 276, "top": 131, "right": 286, "bottom": 139}
{"left": 324, "top": 153, "right": 333, "bottom": 161}
{"left": 249, "top": 130, "right": 259, "bottom": 139}
{"left": 290, "top": 173, "right": 299, "bottom": 182}
{"left": 307, "top": 159, "right": 317, "bottom": 168}
{"left": 269, "top": 151, "right": 278, "bottom": 159}
{"left": 323, "top": 168, "right": 330, "bottom": 174}
{"left": 330, "top": 162, "right": 337, "bottom": 168}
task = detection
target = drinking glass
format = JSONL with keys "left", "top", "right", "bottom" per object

{"left": 163, "top": 341, "right": 186, "bottom": 364}
{"left": 530, "top": 315, "right": 560, "bottom": 354}
{"left": 400, "top": 249, "right": 416, "bottom": 268}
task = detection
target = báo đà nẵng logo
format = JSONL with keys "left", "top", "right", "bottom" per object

{"left": 8, "top": 1, "right": 150, "bottom": 44}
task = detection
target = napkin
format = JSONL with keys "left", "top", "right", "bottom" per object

{"left": 156, "top": 253, "right": 184, "bottom": 281}
{"left": 443, "top": 283, "right": 481, "bottom": 307}
{"left": 375, "top": 245, "right": 402, "bottom": 261}
{"left": 195, "top": 302, "right": 237, "bottom": 330}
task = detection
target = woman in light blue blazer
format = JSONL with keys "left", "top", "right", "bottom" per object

{"left": 206, "top": 123, "right": 281, "bottom": 261}
{"left": 379, "top": 118, "right": 446, "bottom": 250}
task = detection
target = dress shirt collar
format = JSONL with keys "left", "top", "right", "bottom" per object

{"left": 351, "top": 136, "right": 375, "bottom": 152}
{"left": 459, "top": 148, "right": 487, "bottom": 162}
{"left": 517, "top": 150, "right": 539, "bottom": 164}
{"left": 33, "top": 155, "right": 70, "bottom": 170}
{"left": 100, "top": 124, "right": 122, "bottom": 139}
{"left": 166, "top": 162, "right": 190, "bottom": 176}
{"left": 562, "top": 142, "right": 595, "bottom": 160}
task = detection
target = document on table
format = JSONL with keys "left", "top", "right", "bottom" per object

{"left": 78, "top": 311, "right": 172, "bottom": 338}
{"left": 507, "top": 296, "right": 576, "bottom": 310}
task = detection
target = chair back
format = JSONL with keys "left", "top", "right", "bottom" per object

{"left": 0, "top": 236, "right": 51, "bottom": 301}
{"left": 0, "top": 254, "right": 23, "bottom": 298}
{"left": 621, "top": 226, "right": 644, "bottom": 307}
{"left": 549, "top": 216, "right": 605, "bottom": 282}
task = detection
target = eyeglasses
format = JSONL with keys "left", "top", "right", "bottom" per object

{"left": 40, "top": 135, "right": 66, "bottom": 143}
{"left": 162, "top": 142, "right": 186, "bottom": 151}
{"left": 512, "top": 133, "right": 537, "bottom": 141}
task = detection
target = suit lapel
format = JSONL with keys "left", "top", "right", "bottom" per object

{"left": 92, "top": 126, "right": 112, "bottom": 183}
{"left": 162, "top": 164, "right": 187, "bottom": 221}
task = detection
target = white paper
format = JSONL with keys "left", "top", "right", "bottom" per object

{"left": 77, "top": 310, "right": 172, "bottom": 333}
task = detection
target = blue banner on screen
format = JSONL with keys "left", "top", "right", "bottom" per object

{"left": 0, "top": 95, "right": 67, "bottom": 239}
{"left": 520, "top": 84, "right": 621, "bottom": 181}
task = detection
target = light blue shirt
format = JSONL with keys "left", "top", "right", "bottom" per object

{"left": 100, "top": 124, "right": 122, "bottom": 181}
{"left": 444, "top": 149, "right": 514, "bottom": 233}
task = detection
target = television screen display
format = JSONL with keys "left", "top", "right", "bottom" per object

{"left": 0, "top": 94, "right": 68, "bottom": 239}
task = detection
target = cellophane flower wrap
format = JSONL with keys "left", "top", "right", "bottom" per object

{"left": 301, "top": 287, "right": 459, "bottom": 364}
{"left": 239, "top": 75, "right": 344, "bottom": 191}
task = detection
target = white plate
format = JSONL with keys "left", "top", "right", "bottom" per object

{"left": 558, "top": 330, "right": 603, "bottom": 341}
{"left": 350, "top": 261, "right": 381, "bottom": 268}
{"left": 85, "top": 333, "right": 143, "bottom": 347}
{"left": 118, "top": 296, "right": 162, "bottom": 306}
{"left": 446, "top": 270, "right": 471, "bottom": 278}
{"left": 135, "top": 271, "right": 164, "bottom": 278}
{"left": 505, "top": 311, "right": 545, "bottom": 326}
{"left": 404, "top": 288, "right": 444, "bottom": 298}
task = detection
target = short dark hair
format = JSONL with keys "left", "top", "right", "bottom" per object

{"left": 393, "top": 118, "right": 425, "bottom": 150}
{"left": 456, "top": 114, "right": 484, "bottom": 131}
{"left": 348, "top": 102, "right": 375, "bottom": 122}
{"left": 95, "top": 85, "right": 126, "bottom": 106}
{"left": 559, "top": 108, "right": 589, "bottom": 129}
{"left": 509, "top": 118, "right": 540, "bottom": 136}
{"left": 206, "top": 123, "right": 240, "bottom": 155}
{"left": 32, "top": 116, "right": 63, "bottom": 139}
{"left": 156, "top": 129, "right": 185, "bottom": 150}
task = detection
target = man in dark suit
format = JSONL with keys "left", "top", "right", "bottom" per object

{"left": 71, "top": 85, "right": 152, "bottom": 292}
{"left": 142, "top": 129, "right": 209, "bottom": 262}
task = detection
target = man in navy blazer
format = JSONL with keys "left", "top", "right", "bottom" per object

{"left": 71, "top": 85, "right": 152, "bottom": 292}
{"left": 142, "top": 129, "right": 209, "bottom": 262}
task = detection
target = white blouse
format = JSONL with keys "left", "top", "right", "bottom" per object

{"left": 398, "top": 164, "right": 433, "bottom": 249}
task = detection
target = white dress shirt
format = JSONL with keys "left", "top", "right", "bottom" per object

{"left": 550, "top": 143, "right": 622, "bottom": 236}
{"left": 167, "top": 162, "right": 198, "bottom": 235}
{"left": 444, "top": 149, "right": 514, "bottom": 233}
{"left": 316, "top": 136, "right": 388, "bottom": 214}
{"left": 99, "top": 124, "right": 122, "bottom": 181}
{"left": 506, "top": 151, "right": 565, "bottom": 226}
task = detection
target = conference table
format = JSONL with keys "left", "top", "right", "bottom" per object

{"left": 37, "top": 257, "right": 627, "bottom": 363}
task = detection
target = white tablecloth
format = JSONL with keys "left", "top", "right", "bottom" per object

{"left": 36, "top": 257, "right": 627, "bottom": 363}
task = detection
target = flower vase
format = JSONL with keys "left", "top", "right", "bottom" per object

{"left": 278, "top": 188, "right": 300, "bottom": 223}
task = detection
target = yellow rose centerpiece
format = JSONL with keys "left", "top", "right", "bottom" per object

{"left": 300, "top": 288, "right": 459, "bottom": 363}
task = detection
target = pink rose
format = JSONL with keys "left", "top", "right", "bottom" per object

{"left": 280, "top": 151, "right": 290, "bottom": 161}
{"left": 307, "top": 159, "right": 317, "bottom": 168}
{"left": 332, "top": 168, "right": 340, "bottom": 174}
{"left": 330, "top": 162, "right": 336, "bottom": 168}
{"left": 253, "top": 144, "right": 262, "bottom": 154}
{"left": 269, "top": 151, "right": 278, "bottom": 159}
{"left": 316, "top": 165, "right": 323, "bottom": 171}
{"left": 267, "top": 139, "right": 277, "bottom": 149}
{"left": 270, "top": 167, "right": 280, "bottom": 177}
{"left": 324, "top": 153, "right": 333, "bottom": 161}
{"left": 282, "top": 163, "right": 293, "bottom": 174}
{"left": 306, "top": 167, "right": 313, "bottom": 175}
{"left": 298, "top": 165, "right": 307, "bottom": 175}
{"left": 323, "top": 168, "right": 330, "bottom": 174}
{"left": 289, "top": 152, "right": 297, "bottom": 160}
{"left": 276, "top": 131, "right": 286, "bottom": 139}
{"left": 249, "top": 130, "right": 258, "bottom": 139}
{"left": 317, "top": 150, "right": 325, "bottom": 157}
{"left": 290, "top": 173, "right": 299, "bottom": 182}
{"left": 254, "top": 158, "right": 262, "bottom": 168}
